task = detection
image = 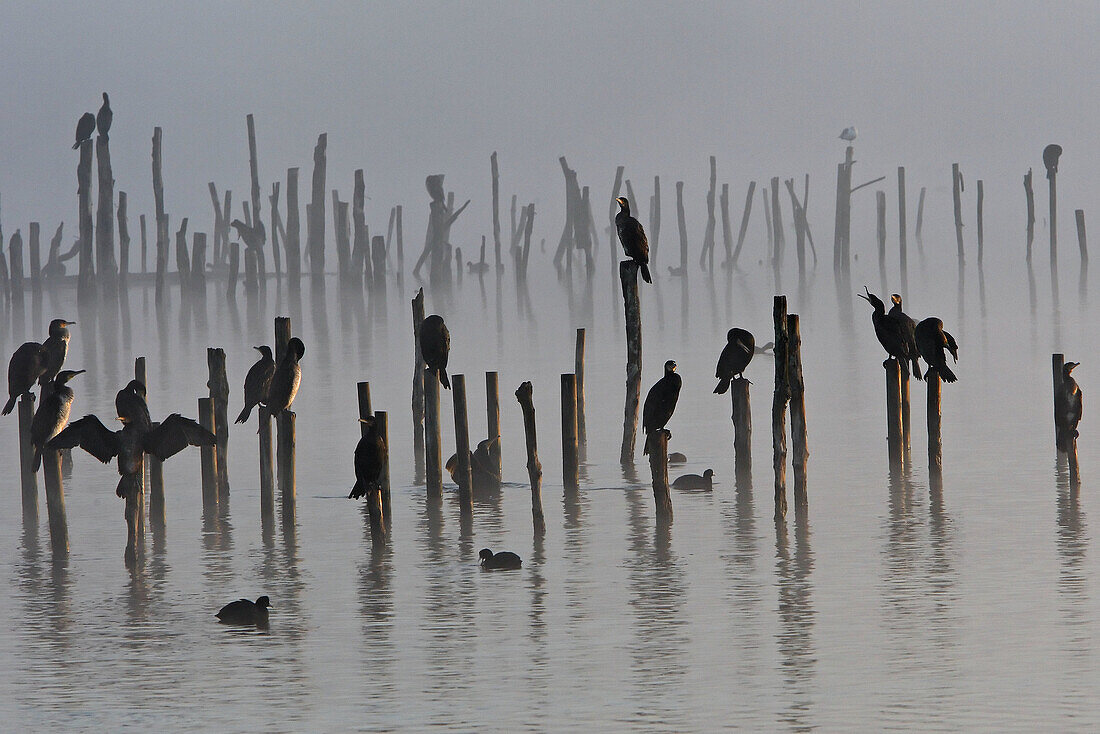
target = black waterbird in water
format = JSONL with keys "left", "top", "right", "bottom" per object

{"left": 4, "top": 342, "right": 49, "bottom": 415}
{"left": 668, "top": 452, "right": 687, "bottom": 464}
{"left": 643, "top": 360, "right": 682, "bottom": 455}
{"left": 1057, "top": 362, "right": 1083, "bottom": 453}
{"left": 73, "top": 112, "right": 95, "bottom": 149}
{"left": 857, "top": 287, "right": 921, "bottom": 380}
{"left": 266, "top": 338, "right": 304, "bottom": 417}
{"left": 216, "top": 596, "right": 271, "bottom": 626}
{"left": 236, "top": 346, "right": 275, "bottom": 424}
{"left": 39, "top": 319, "right": 75, "bottom": 387}
{"left": 914, "top": 317, "right": 959, "bottom": 383}
{"left": 614, "top": 197, "right": 652, "bottom": 283}
{"left": 713, "top": 328, "right": 755, "bottom": 394}
{"left": 420, "top": 314, "right": 451, "bottom": 389}
{"left": 479, "top": 549, "right": 522, "bottom": 570}
{"left": 30, "top": 369, "right": 85, "bottom": 470}
{"left": 672, "top": 468, "right": 714, "bottom": 491}
{"left": 349, "top": 416, "right": 387, "bottom": 500}
{"left": 96, "top": 93, "right": 112, "bottom": 139}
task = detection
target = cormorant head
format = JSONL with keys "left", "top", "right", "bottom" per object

{"left": 615, "top": 196, "right": 630, "bottom": 215}
{"left": 255, "top": 596, "right": 271, "bottom": 609}
{"left": 857, "top": 286, "right": 885, "bottom": 313}
{"left": 727, "top": 328, "right": 739, "bottom": 342}
{"left": 254, "top": 345, "right": 273, "bottom": 359}
{"left": 125, "top": 379, "right": 147, "bottom": 398}
{"left": 358, "top": 416, "right": 376, "bottom": 428}
{"left": 56, "top": 369, "right": 85, "bottom": 384}
{"left": 890, "top": 293, "right": 903, "bottom": 308}
{"left": 102, "top": 92, "right": 109, "bottom": 104}
{"left": 1065, "top": 362, "right": 1080, "bottom": 375}
{"left": 664, "top": 360, "right": 677, "bottom": 374}
{"left": 288, "top": 337, "right": 305, "bottom": 360}
{"left": 49, "top": 318, "right": 75, "bottom": 335}
{"left": 703, "top": 469, "right": 715, "bottom": 479}
{"left": 479, "top": 548, "right": 494, "bottom": 562}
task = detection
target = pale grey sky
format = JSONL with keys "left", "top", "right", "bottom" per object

{"left": 2, "top": 1, "right": 1098, "bottom": 264}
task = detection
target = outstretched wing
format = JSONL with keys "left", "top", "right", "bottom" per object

{"left": 47, "top": 414, "right": 119, "bottom": 463}
{"left": 143, "top": 413, "right": 215, "bottom": 460}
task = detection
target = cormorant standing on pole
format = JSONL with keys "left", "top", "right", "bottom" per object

{"left": 420, "top": 315, "right": 451, "bottom": 389}
{"left": 713, "top": 328, "right": 755, "bottom": 394}
{"left": 73, "top": 112, "right": 95, "bottom": 149}
{"left": 857, "top": 287, "right": 920, "bottom": 379}
{"left": 4, "top": 342, "right": 49, "bottom": 415}
{"left": 915, "top": 317, "right": 958, "bottom": 383}
{"left": 642, "top": 360, "right": 681, "bottom": 455}
{"left": 115, "top": 379, "right": 152, "bottom": 431}
{"left": 30, "top": 369, "right": 85, "bottom": 470}
{"left": 615, "top": 197, "right": 652, "bottom": 283}
{"left": 267, "top": 337, "right": 305, "bottom": 417}
{"left": 236, "top": 346, "right": 275, "bottom": 424}
{"left": 96, "top": 93, "right": 112, "bottom": 139}
{"left": 349, "top": 416, "right": 387, "bottom": 499}
{"left": 1057, "top": 362, "right": 1083, "bottom": 453}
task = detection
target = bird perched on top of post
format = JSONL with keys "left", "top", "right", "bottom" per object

{"left": 1057, "top": 361, "right": 1083, "bottom": 453}
{"left": 73, "top": 112, "right": 95, "bottom": 149}
{"left": 839, "top": 126, "right": 858, "bottom": 142}
{"left": 615, "top": 197, "right": 652, "bottom": 284}
{"left": 96, "top": 93, "right": 112, "bottom": 139}
{"left": 642, "top": 360, "right": 681, "bottom": 455}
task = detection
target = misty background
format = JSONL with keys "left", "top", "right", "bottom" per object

{"left": 1, "top": 1, "right": 1098, "bottom": 272}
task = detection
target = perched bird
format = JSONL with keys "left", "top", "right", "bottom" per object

{"left": 73, "top": 112, "right": 95, "bottom": 149}
{"left": 115, "top": 379, "right": 152, "bottom": 431}
{"left": 445, "top": 436, "right": 502, "bottom": 492}
{"left": 349, "top": 416, "right": 387, "bottom": 500}
{"left": 40, "top": 319, "right": 75, "bottom": 388}
{"left": 643, "top": 360, "right": 682, "bottom": 455}
{"left": 714, "top": 328, "right": 755, "bottom": 394}
{"left": 672, "top": 468, "right": 714, "bottom": 491}
{"left": 96, "top": 93, "right": 112, "bottom": 139}
{"left": 30, "top": 369, "right": 85, "bottom": 471}
{"left": 1057, "top": 362, "right": 1083, "bottom": 453}
{"left": 479, "top": 548, "right": 522, "bottom": 570}
{"left": 668, "top": 452, "right": 688, "bottom": 464}
{"left": 1043, "top": 143, "right": 1063, "bottom": 178}
{"left": 48, "top": 411, "right": 215, "bottom": 497}
{"left": 235, "top": 346, "right": 275, "bottom": 424}
{"left": 420, "top": 314, "right": 451, "bottom": 389}
{"left": 887, "top": 294, "right": 922, "bottom": 381}
{"left": 914, "top": 317, "right": 959, "bottom": 383}
{"left": 615, "top": 197, "right": 652, "bottom": 283}
{"left": 857, "top": 287, "right": 920, "bottom": 380}
{"left": 266, "top": 338, "right": 305, "bottom": 416}
{"left": 216, "top": 596, "right": 271, "bottom": 627}
{"left": 839, "top": 126, "right": 858, "bottom": 142}
{"left": 230, "top": 218, "right": 266, "bottom": 252}
{"left": 4, "top": 342, "right": 49, "bottom": 415}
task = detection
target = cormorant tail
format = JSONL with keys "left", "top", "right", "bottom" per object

{"left": 937, "top": 364, "right": 957, "bottom": 383}
{"left": 640, "top": 263, "right": 652, "bottom": 284}
{"left": 439, "top": 368, "right": 451, "bottom": 390}
{"left": 911, "top": 358, "right": 923, "bottom": 381}
{"left": 713, "top": 377, "right": 731, "bottom": 395}
{"left": 235, "top": 404, "right": 253, "bottom": 424}
{"left": 2, "top": 396, "right": 16, "bottom": 416}
{"left": 642, "top": 433, "right": 651, "bottom": 456}
{"left": 72, "top": 141, "right": 80, "bottom": 150}
{"left": 349, "top": 479, "right": 364, "bottom": 500}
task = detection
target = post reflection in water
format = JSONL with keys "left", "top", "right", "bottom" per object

{"left": 774, "top": 507, "right": 815, "bottom": 732}
{"left": 1055, "top": 458, "right": 1091, "bottom": 713}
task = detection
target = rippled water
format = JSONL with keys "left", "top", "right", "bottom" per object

{"left": 1, "top": 255, "right": 1096, "bottom": 730}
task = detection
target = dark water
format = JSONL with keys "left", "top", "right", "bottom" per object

{"left": 0, "top": 252, "right": 1096, "bottom": 730}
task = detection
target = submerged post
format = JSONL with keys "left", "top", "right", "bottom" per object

{"left": 274, "top": 317, "right": 295, "bottom": 511}
{"left": 452, "top": 374, "right": 473, "bottom": 515}
{"left": 561, "top": 373, "right": 579, "bottom": 492}
{"left": 515, "top": 382, "right": 545, "bottom": 533}
{"left": 574, "top": 328, "right": 587, "bottom": 460}
{"left": 787, "top": 314, "right": 808, "bottom": 506}
{"left": 376, "top": 410, "right": 391, "bottom": 525}
{"left": 648, "top": 428, "right": 673, "bottom": 521}
{"left": 411, "top": 288, "right": 426, "bottom": 481}
{"left": 18, "top": 395, "right": 37, "bottom": 522}
{"left": 207, "top": 348, "right": 230, "bottom": 495}
{"left": 619, "top": 260, "right": 642, "bottom": 463}
{"left": 198, "top": 397, "right": 218, "bottom": 508}
{"left": 927, "top": 370, "right": 942, "bottom": 478}
{"left": 732, "top": 377, "right": 752, "bottom": 480}
{"left": 885, "top": 359, "right": 904, "bottom": 468}
{"left": 485, "top": 371, "right": 502, "bottom": 481}
{"left": 42, "top": 449, "right": 68, "bottom": 554}
{"left": 424, "top": 367, "right": 442, "bottom": 499}
{"left": 772, "top": 296, "right": 789, "bottom": 519}
{"left": 258, "top": 406, "right": 274, "bottom": 515}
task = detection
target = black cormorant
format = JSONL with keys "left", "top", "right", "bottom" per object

{"left": 40, "top": 318, "right": 75, "bottom": 387}
{"left": 73, "top": 112, "right": 95, "bottom": 149}
{"left": 445, "top": 436, "right": 501, "bottom": 492}
{"left": 668, "top": 452, "right": 687, "bottom": 464}
{"left": 857, "top": 287, "right": 921, "bottom": 380}
{"left": 115, "top": 379, "right": 152, "bottom": 431}
{"left": 349, "top": 416, "right": 387, "bottom": 500}
{"left": 713, "top": 328, "right": 755, "bottom": 394}
{"left": 30, "top": 369, "right": 85, "bottom": 471}
{"left": 96, "top": 93, "right": 112, "bottom": 140}
{"left": 642, "top": 360, "right": 682, "bottom": 455}
{"left": 236, "top": 346, "right": 275, "bottom": 424}
{"left": 914, "top": 317, "right": 959, "bottom": 383}
{"left": 216, "top": 596, "right": 271, "bottom": 626}
{"left": 1057, "top": 362, "right": 1083, "bottom": 453}
{"left": 479, "top": 548, "right": 522, "bottom": 570}
{"left": 4, "top": 341, "right": 49, "bottom": 415}
{"left": 672, "top": 468, "right": 714, "bottom": 491}
{"left": 887, "top": 294, "right": 922, "bottom": 381}
{"left": 266, "top": 338, "right": 304, "bottom": 417}
{"left": 420, "top": 314, "right": 451, "bottom": 389}
{"left": 615, "top": 197, "right": 652, "bottom": 283}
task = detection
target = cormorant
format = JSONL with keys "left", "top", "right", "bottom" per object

{"left": 914, "top": 317, "right": 959, "bottom": 383}
{"left": 40, "top": 319, "right": 75, "bottom": 387}
{"left": 420, "top": 314, "right": 451, "bottom": 389}
{"left": 887, "top": 294, "right": 923, "bottom": 380}
{"left": 857, "top": 287, "right": 920, "bottom": 380}
{"left": 642, "top": 360, "right": 682, "bottom": 455}
{"left": 4, "top": 342, "right": 49, "bottom": 415}
{"left": 1043, "top": 144, "right": 1063, "bottom": 178}
{"left": 96, "top": 93, "right": 112, "bottom": 140}
{"left": 30, "top": 369, "right": 85, "bottom": 471}
{"left": 73, "top": 112, "right": 95, "bottom": 149}
{"left": 479, "top": 548, "right": 522, "bottom": 570}
{"left": 266, "top": 338, "right": 304, "bottom": 417}
{"left": 1057, "top": 362, "right": 1083, "bottom": 453}
{"left": 668, "top": 452, "right": 687, "bottom": 464}
{"left": 672, "top": 468, "right": 714, "bottom": 491}
{"left": 115, "top": 379, "right": 152, "bottom": 431}
{"left": 349, "top": 416, "right": 387, "bottom": 500}
{"left": 713, "top": 327, "right": 755, "bottom": 394}
{"left": 445, "top": 436, "right": 502, "bottom": 492}
{"left": 235, "top": 346, "right": 275, "bottom": 424}
{"left": 615, "top": 197, "right": 652, "bottom": 283}
{"left": 216, "top": 596, "right": 271, "bottom": 626}
{"left": 49, "top": 410, "right": 214, "bottom": 497}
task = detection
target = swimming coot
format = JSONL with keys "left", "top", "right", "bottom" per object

{"left": 216, "top": 595, "right": 271, "bottom": 626}
{"left": 479, "top": 548, "right": 522, "bottom": 570}
{"left": 672, "top": 468, "right": 714, "bottom": 491}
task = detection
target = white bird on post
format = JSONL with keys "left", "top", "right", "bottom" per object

{"left": 839, "top": 126, "right": 858, "bottom": 142}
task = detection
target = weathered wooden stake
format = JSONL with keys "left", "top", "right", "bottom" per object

{"left": 1024, "top": 169, "right": 1035, "bottom": 262}
{"left": 42, "top": 449, "right": 68, "bottom": 554}
{"left": 412, "top": 289, "right": 427, "bottom": 481}
{"left": 787, "top": 314, "right": 809, "bottom": 506}
{"left": 485, "top": 371, "right": 502, "bottom": 480}
{"left": 876, "top": 190, "right": 888, "bottom": 293}
{"left": 897, "top": 166, "right": 908, "bottom": 295}
{"left": 732, "top": 181, "right": 756, "bottom": 268}
{"left": 885, "top": 359, "right": 904, "bottom": 468}
{"left": 561, "top": 373, "right": 579, "bottom": 491}
{"left": 152, "top": 128, "right": 167, "bottom": 304}
{"left": 976, "top": 179, "right": 985, "bottom": 266}
{"left": 424, "top": 367, "right": 443, "bottom": 499}
{"left": 198, "top": 397, "right": 218, "bottom": 508}
{"left": 732, "top": 377, "right": 752, "bottom": 480}
{"left": 619, "top": 261, "right": 642, "bottom": 463}
{"left": 952, "top": 163, "right": 964, "bottom": 265}
{"left": 77, "top": 140, "right": 95, "bottom": 303}
{"left": 927, "top": 370, "right": 942, "bottom": 478}
{"left": 18, "top": 395, "right": 37, "bottom": 522}
{"left": 307, "top": 134, "right": 328, "bottom": 278}
{"left": 452, "top": 374, "right": 474, "bottom": 515}
{"left": 1075, "top": 209, "right": 1088, "bottom": 301}
{"left": 648, "top": 428, "right": 673, "bottom": 520}
{"left": 915, "top": 186, "right": 927, "bottom": 258}
{"left": 357, "top": 382, "right": 372, "bottom": 433}
{"left": 574, "top": 329, "right": 587, "bottom": 459}
{"left": 772, "top": 296, "right": 789, "bottom": 519}
{"left": 136, "top": 357, "right": 162, "bottom": 530}
{"left": 1052, "top": 353, "right": 1064, "bottom": 450}
{"left": 259, "top": 406, "right": 274, "bottom": 514}
{"left": 515, "top": 381, "right": 545, "bottom": 533}
{"left": 274, "top": 318, "right": 295, "bottom": 510}
{"left": 376, "top": 410, "right": 391, "bottom": 525}
{"left": 207, "top": 347, "right": 229, "bottom": 495}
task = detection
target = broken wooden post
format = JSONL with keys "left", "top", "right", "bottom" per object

{"left": 732, "top": 377, "right": 751, "bottom": 480}
{"left": 95, "top": 129, "right": 117, "bottom": 295}
{"left": 286, "top": 167, "right": 301, "bottom": 284}
{"left": 700, "top": 156, "right": 717, "bottom": 271}
{"left": 1024, "top": 169, "right": 1035, "bottom": 263}
{"left": 28, "top": 222, "right": 41, "bottom": 297}
{"left": 927, "top": 370, "right": 942, "bottom": 478}
{"left": 952, "top": 163, "right": 964, "bottom": 265}
{"left": 1045, "top": 145, "right": 1063, "bottom": 297}
{"left": 732, "top": 181, "right": 756, "bottom": 269}
{"left": 772, "top": 296, "right": 789, "bottom": 519}
{"left": 787, "top": 314, "right": 808, "bottom": 506}
{"left": 833, "top": 147, "right": 854, "bottom": 273}
{"left": 246, "top": 114, "right": 264, "bottom": 269}
{"left": 897, "top": 167, "right": 908, "bottom": 296}
{"left": 152, "top": 127, "right": 167, "bottom": 305}
{"left": 561, "top": 373, "right": 579, "bottom": 492}
{"left": 308, "top": 134, "right": 328, "bottom": 279}
{"left": 9, "top": 231, "right": 24, "bottom": 315}
{"left": 649, "top": 175, "right": 662, "bottom": 266}
{"left": 357, "top": 382, "right": 372, "bottom": 434}
{"left": 515, "top": 381, "right": 545, "bottom": 533}
{"left": 376, "top": 410, "right": 391, "bottom": 525}
{"left": 259, "top": 405, "right": 274, "bottom": 515}
{"left": 485, "top": 371, "right": 502, "bottom": 482}
{"left": 117, "top": 193, "right": 129, "bottom": 288}
{"left": 876, "top": 190, "right": 888, "bottom": 294}
{"left": 575, "top": 328, "right": 587, "bottom": 460}
{"left": 136, "top": 357, "right": 163, "bottom": 530}
{"left": 770, "top": 176, "right": 785, "bottom": 282}
{"left": 174, "top": 218, "right": 191, "bottom": 294}
{"left": 227, "top": 242, "right": 240, "bottom": 300}
{"left": 977, "top": 179, "right": 985, "bottom": 267}
{"left": 198, "top": 397, "right": 218, "bottom": 508}
{"left": 353, "top": 170, "right": 370, "bottom": 287}
{"left": 619, "top": 261, "right": 643, "bottom": 463}
{"left": 675, "top": 180, "right": 688, "bottom": 274}
{"left": 916, "top": 186, "right": 927, "bottom": 259}
{"left": 1052, "top": 353, "right": 1065, "bottom": 450}
{"left": 424, "top": 366, "right": 442, "bottom": 499}
{"left": 77, "top": 139, "right": 95, "bottom": 303}
{"left": 411, "top": 288, "right": 426, "bottom": 481}
{"left": 274, "top": 317, "right": 295, "bottom": 511}
{"left": 648, "top": 428, "right": 673, "bottom": 521}
{"left": 1076, "top": 209, "right": 1088, "bottom": 301}
{"left": 720, "top": 182, "right": 732, "bottom": 266}
{"left": 885, "top": 358, "right": 904, "bottom": 468}
{"left": 18, "top": 395, "right": 37, "bottom": 522}
{"left": 140, "top": 214, "right": 147, "bottom": 274}
{"left": 491, "top": 152, "right": 503, "bottom": 272}
{"left": 42, "top": 448, "right": 68, "bottom": 554}
{"left": 207, "top": 347, "right": 229, "bottom": 495}
{"left": 452, "top": 374, "right": 474, "bottom": 516}
{"left": 357, "top": 390, "right": 385, "bottom": 544}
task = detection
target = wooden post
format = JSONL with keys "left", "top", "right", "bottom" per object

{"left": 833, "top": 147, "right": 854, "bottom": 273}
{"left": 732, "top": 181, "right": 756, "bottom": 269}
{"left": 424, "top": 367, "right": 442, "bottom": 499}
{"left": 259, "top": 406, "right": 274, "bottom": 514}
{"left": 333, "top": 190, "right": 351, "bottom": 284}
{"left": 77, "top": 139, "right": 95, "bottom": 303}
{"left": 732, "top": 377, "right": 751, "bottom": 480}
{"left": 772, "top": 296, "right": 789, "bottom": 519}
{"left": 619, "top": 261, "right": 642, "bottom": 463}
{"left": 916, "top": 186, "right": 927, "bottom": 258}
{"left": 207, "top": 347, "right": 230, "bottom": 494}
{"left": 720, "top": 182, "right": 732, "bottom": 265}
{"left": 269, "top": 182, "right": 283, "bottom": 276}
{"left": 1052, "top": 353, "right": 1065, "bottom": 450}
{"left": 574, "top": 329, "right": 587, "bottom": 460}
{"left": 357, "top": 382, "right": 372, "bottom": 434}
{"left": 897, "top": 167, "right": 908, "bottom": 295}
{"left": 787, "top": 314, "right": 808, "bottom": 506}
{"left": 952, "top": 163, "right": 964, "bottom": 265}
{"left": 485, "top": 371, "right": 502, "bottom": 481}
{"left": 9, "top": 231, "right": 24, "bottom": 312}
{"left": 885, "top": 359, "right": 904, "bottom": 468}
{"left": 286, "top": 167, "right": 301, "bottom": 283}
{"left": 175, "top": 218, "right": 191, "bottom": 294}
{"left": 28, "top": 222, "right": 41, "bottom": 295}
{"left": 274, "top": 317, "right": 295, "bottom": 509}
{"left": 357, "top": 392, "right": 385, "bottom": 543}
{"left": 42, "top": 449, "right": 68, "bottom": 554}
{"left": 976, "top": 179, "right": 985, "bottom": 266}
{"left": 561, "top": 373, "right": 579, "bottom": 491}
{"left": 648, "top": 428, "right": 673, "bottom": 520}
{"left": 675, "top": 180, "right": 688, "bottom": 274}
{"left": 95, "top": 132, "right": 117, "bottom": 294}
{"left": 491, "top": 152, "right": 503, "bottom": 271}
{"left": 770, "top": 176, "right": 785, "bottom": 281}
{"left": 901, "top": 357, "right": 912, "bottom": 457}
{"left": 198, "top": 397, "right": 218, "bottom": 508}
{"left": 876, "top": 190, "right": 887, "bottom": 294}
{"left": 452, "top": 374, "right": 473, "bottom": 515}
{"left": 227, "top": 242, "right": 240, "bottom": 300}
{"left": 246, "top": 114, "right": 264, "bottom": 267}
{"left": 1046, "top": 146, "right": 1061, "bottom": 299}
{"left": 353, "top": 170, "right": 370, "bottom": 287}
{"left": 117, "top": 193, "right": 129, "bottom": 288}
{"left": 18, "top": 394, "right": 37, "bottom": 522}
{"left": 650, "top": 175, "right": 662, "bottom": 266}
{"left": 152, "top": 128, "right": 167, "bottom": 304}
{"left": 140, "top": 214, "right": 147, "bottom": 274}
{"left": 376, "top": 410, "right": 391, "bottom": 524}
{"left": 1075, "top": 209, "right": 1088, "bottom": 300}
{"left": 136, "top": 357, "right": 162, "bottom": 530}
{"left": 700, "top": 156, "right": 717, "bottom": 271}
{"left": 927, "top": 371, "right": 942, "bottom": 478}
{"left": 515, "top": 382, "right": 545, "bottom": 533}
{"left": 411, "top": 288, "right": 426, "bottom": 480}
{"left": 1024, "top": 169, "right": 1035, "bottom": 263}
{"left": 308, "top": 134, "right": 327, "bottom": 278}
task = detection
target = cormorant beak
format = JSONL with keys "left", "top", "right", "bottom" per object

{"left": 71, "top": 370, "right": 86, "bottom": 377}
{"left": 890, "top": 294, "right": 902, "bottom": 305}
{"left": 856, "top": 292, "right": 871, "bottom": 302}
{"left": 253, "top": 346, "right": 264, "bottom": 352}
{"left": 615, "top": 197, "right": 627, "bottom": 208}
{"left": 65, "top": 320, "right": 76, "bottom": 326}
{"left": 358, "top": 418, "right": 372, "bottom": 423}
{"left": 116, "top": 416, "right": 127, "bottom": 423}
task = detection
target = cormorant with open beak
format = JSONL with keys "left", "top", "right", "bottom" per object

{"left": 857, "top": 287, "right": 920, "bottom": 380}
